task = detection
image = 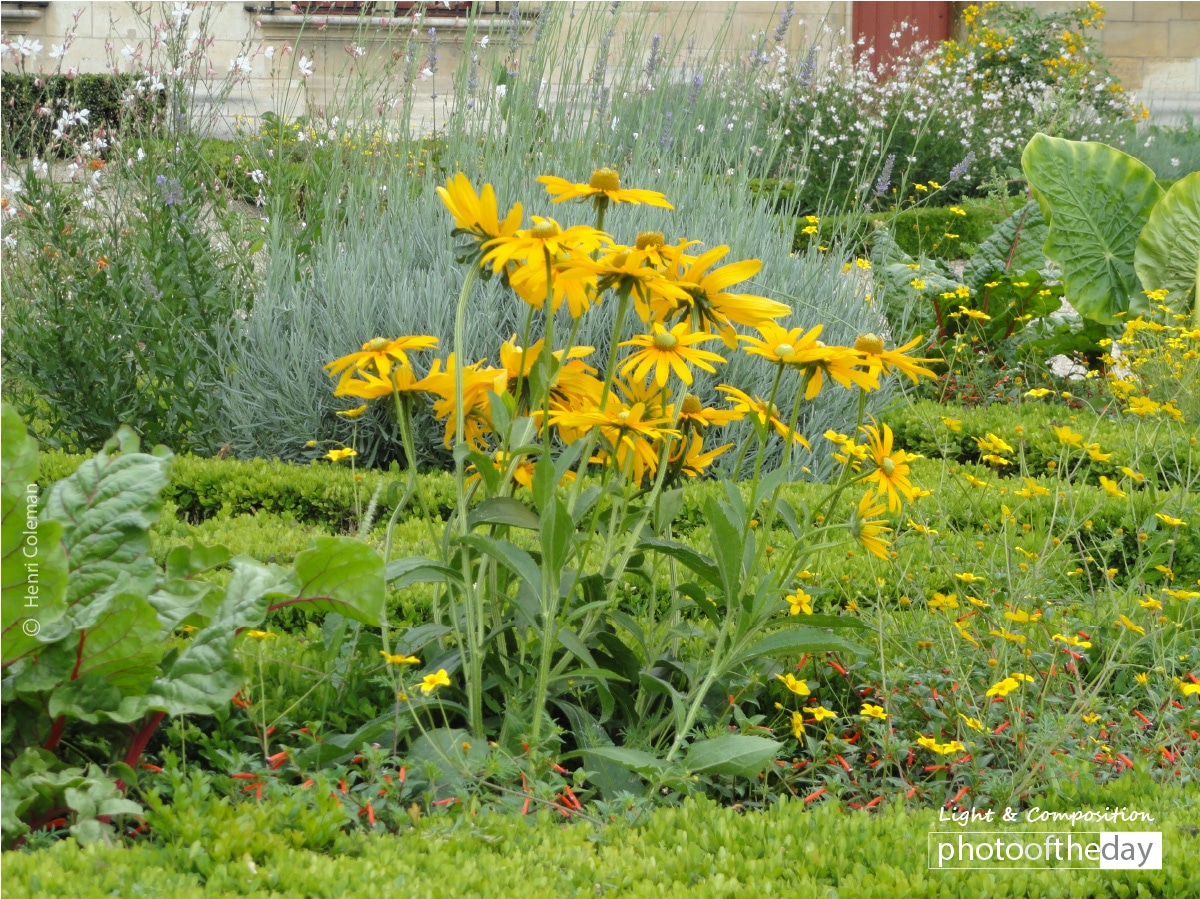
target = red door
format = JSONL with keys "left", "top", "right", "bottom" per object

{"left": 853, "top": 2, "right": 952, "bottom": 67}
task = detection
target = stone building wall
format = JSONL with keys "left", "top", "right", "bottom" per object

{"left": 2, "top": 2, "right": 1197, "bottom": 129}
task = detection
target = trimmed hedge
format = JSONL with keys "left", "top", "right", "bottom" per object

{"left": 4, "top": 776, "right": 1195, "bottom": 897}
{"left": 0, "top": 74, "right": 165, "bottom": 157}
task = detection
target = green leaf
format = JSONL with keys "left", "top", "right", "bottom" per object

{"left": 42, "top": 433, "right": 171, "bottom": 613}
{"left": 467, "top": 496, "right": 540, "bottom": 531}
{"left": 385, "top": 556, "right": 461, "bottom": 589}
{"left": 732, "top": 625, "right": 867, "bottom": 667}
{"left": 962, "top": 200, "right": 1049, "bottom": 292}
{"left": 1021, "top": 133, "right": 1164, "bottom": 324}
{"left": 147, "top": 557, "right": 282, "bottom": 716}
{"left": 459, "top": 535, "right": 541, "bottom": 599}
{"left": 1135, "top": 171, "right": 1200, "bottom": 320}
{"left": 275, "top": 537, "right": 385, "bottom": 626}
{"left": 705, "top": 497, "right": 743, "bottom": 603}
{"left": 637, "top": 539, "right": 721, "bottom": 589}
{"left": 582, "top": 746, "right": 672, "bottom": 779}
{"left": 2, "top": 404, "right": 68, "bottom": 666}
{"left": 683, "top": 734, "right": 782, "bottom": 777}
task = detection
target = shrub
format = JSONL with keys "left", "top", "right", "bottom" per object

{"left": 0, "top": 73, "right": 164, "bottom": 158}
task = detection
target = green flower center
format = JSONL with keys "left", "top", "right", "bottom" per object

{"left": 589, "top": 167, "right": 620, "bottom": 192}
{"left": 636, "top": 230, "right": 665, "bottom": 250}
{"left": 616, "top": 410, "right": 631, "bottom": 423}
{"left": 530, "top": 220, "right": 560, "bottom": 240}
{"left": 654, "top": 331, "right": 680, "bottom": 350}
{"left": 882, "top": 457, "right": 896, "bottom": 476}
{"left": 366, "top": 337, "right": 389, "bottom": 351}
{"left": 774, "top": 343, "right": 795, "bottom": 358}
{"left": 610, "top": 250, "right": 630, "bottom": 268}
{"left": 854, "top": 333, "right": 885, "bottom": 355}
{"left": 681, "top": 394, "right": 703, "bottom": 414}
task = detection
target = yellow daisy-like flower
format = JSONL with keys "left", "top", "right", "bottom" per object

{"left": 862, "top": 423, "right": 918, "bottom": 512}
{"left": 861, "top": 703, "right": 888, "bottom": 720}
{"left": 1155, "top": 512, "right": 1187, "bottom": 527}
{"left": 963, "top": 473, "right": 990, "bottom": 489}
{"left": 1053, "top": 425, "right": 1084, "bottom": 448}
{"left": 482, "top": 216, "right": 609, "bottom": 271}
{"left": 717, "top": 384, "right": 810, "bottom": 447}
{"left": 1082, "top": 712, "right": 1101, "bottom": 724}
{"left": 942, "top": 417, "right": 962, "bottom": 431}
{"left": 245, "top": 630, "right": 278, "bottom": 641}
{"left": 537, "top": 168, "right": 673, "bottom": 209}
{"left": 619, "top": 322, "right": 726, "bottom": 387}
{"left": 1013, "top": 477, "right": 1050, "bottom": 498}
{"left": 325, "top": 448, "right": 357, "bottom": 462}
{"left": 740, "top": 322, "right": 823, "bottom": 366}
{"left": 791, "top": 710, "right": 805, "bottom": 739}
{"left": 323, "top": 335, "right": 440, "bottom": 391}
{"left": 955, "top": 572, "right": 984, "bottom": 584}
{"left": 917, "top": 736, "right": 965, "bottom": 755}
{"left": 807, "top": 706, "right": 837, "bottom": 722}
{"left": 436, "top": 173, "right": 523, "bottom": 260}
{"left": 1116, "top": 614, "right": 1145, "bottom": 636}
{"left": 1025, "top": 387, "right": 1053, "bottom": 398}
{"left": 853, "top": 333, "right": 937, "bottom": 385}
{"left": 848, "top": 492, "right": 892, "bottom": 560}
{"left": 337, "top": 405, "right": 369, "bottom": 419}
{"left": 1120, "top": 466, "right": 1145, "bottom": 483}
{"left": 928, "top": 591, "right": 959, "bottom": 612}
{"left": 1180, "top": 683, "right": 1200, "bottom": 697}
{"left": 419, "top": 669, "right": 451, "bottom": 695}
{"left": 1099, "top": 476, "right": 1126, "bottom": 498}
{"left": 672, "top": 433, "right": 732, "bottom": 478}
{"left": 675, "top": 393, "right": 743, "bottom": 431}
{"left": 776, "top": 672, "right": 811, "bottom": 695}
{"left": 380, "top": 651, "right": 421, "bottom": 666}
{"left": 662, "top": 245, "right": 791, "bottom": 346}
{"left": 958, "top": 714, "right": 984, "bottom": 732}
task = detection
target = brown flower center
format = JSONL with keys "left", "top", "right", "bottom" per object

{"left": 681, "top": 394, "right": 703, "bottom": 414}
{"left": 636, "top": 230, "right": 665, "bottom": 250}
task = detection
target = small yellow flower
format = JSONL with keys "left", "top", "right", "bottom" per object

{"left": 1082, "top": 712, "right": 1101, "bottom": 723}
{"left": 911, "top": 278, "right": 927, "bottom": 290}
{"left": 380, "top": 651, "right": 421, "bottom": 666}
{"left": 1134, "top": 672, "right": 1149, "bottom": 685}
{"left": 861, "top": 703, "right": 888, "bottom": 721}
{"left": 776, "top": 673, "right": 810, "bottom": 696}
{"left": 337, "top": 405, "right": 369, "bottom": 419}
{"left": 1053, "top": 426, "right": 1083, "bottom": 448}
{"left": 791, "top": 710, "right": 805, "bottom": 739}
{"left": 1138, "top": 597, "right": 1163, "bottom": 611}
{"left": 1052, "top": 634, "right": 1092, "bottom": 649}
{"left": 917, "top": 736, "right": 965, "bottom": 755}
{"left": 958, "top": 714, "right": 984, "bottom": 732}
{"left": 1155, "top": 513, "right": 1187, "bottom": 527}
{"left": 1099, "top": 476, "right": 1125, "bottom": 498}
{"left": 786, "top": 590, "right": 813, "bottom": 616}
{"left": 1180, "top": 683, "right": 1200, "bottom": 697}
{"left": 245, "top": 630, "right": 278, "bottom": 641}
{"left": 955, "top": 572, "right": 984, "bottom": 584}
{"left": 942, "top": 417, "right": 962, "bottom": 431}
{"left": 325, "top": 447, "right": 358, "bottom": 462}
{"left": 986, "top": 677, "right": 1020, "bottom": 697}
{"left": 928, "top": 592, "right": 959, "bottom": 612}
{"left": 419, "top": 669, "right": 451, "bottom": 694}
{"left": 807, "top": 706, "right": 837, "bottom": 722}
{"left": 1116, "top": 614, "right": 1145, "bottom": 636}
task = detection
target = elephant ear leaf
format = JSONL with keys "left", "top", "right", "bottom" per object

{"left": 2, "top": 404, "right": 68, "bottom": 667}
{"left": 1135, "top": 171, "right": 1200, "bottom": 323}
{"left": 1021, "top": 133, "right": 1163, "bottom": 325}
{"left": 962, "top": 200, "right": 1049, "bottom": 292}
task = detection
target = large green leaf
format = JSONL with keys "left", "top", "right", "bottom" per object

{"left": 2, "top": 405, "right": 67, "bottom": 666}
{"left": 271, "top": 536, "right": 385, "bottom": 626}
{"left": 962, "top": 200, "right": 1050, "bottom": 292}
{"left": 42, "top": 428, "right": 171, "bottom": 613}
{"left": 1021, "top": 133, "right": 1164, "bottom": 324}
{"left": 146, "top": 557, "right": 283, "bottom": 716}
{"left": 683, "top": 734, "right": 782, "bottom": 777}
{"left": 1135, "top": 171, "right": 1200, "bottom": 323}
{"left": 46, "top": 585, "right": 163, "bottom": 722}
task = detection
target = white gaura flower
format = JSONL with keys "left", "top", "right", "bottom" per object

{"left": 230, "top": 56, "right": 253, "bottom": 75}
{"left": 13, "top": 36, "right": 43, "bottom": 59}
{"left": 298, "top": 55, "right": 313, "bottom": 77}
{"left": 49, "top": 43, "right": 66, "bottom": 60}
